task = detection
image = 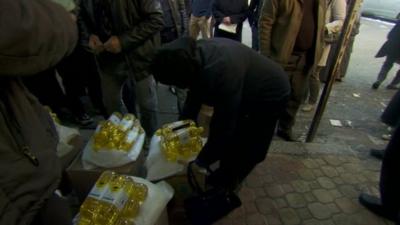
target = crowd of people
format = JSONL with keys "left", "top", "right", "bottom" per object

{"left": 0, "top": 0, "right": 399, "bottom": 224}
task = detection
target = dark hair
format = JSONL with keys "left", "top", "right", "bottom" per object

{"left": 150, "top": 37, "right": 200, "bottom": 88}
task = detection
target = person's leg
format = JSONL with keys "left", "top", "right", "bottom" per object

{"left": 175, "top": 87, "right": 187, "bottom": 115}
{"left": 122, "top": 78, "right": 138, "bottom": 115}
{"left": 380, "top": 126, "right": 400, "bottom": 212}
{"left": 135, "top": 75, "right": 159, "bottom": 136}
{"left": 189, "top": 15, "right": 201, "bottom": 39}
{"left": 373, "top": 56, "right": 396, "bottom": 89}
{"left": 198, "top": 16, "right": 209, "bottom": 39}
{"left": 96, "top": 56, "right": 129, "bottom": 115}
{"left": 207, "top": 101, "right": 285, "bottom": 191}
{"left": 278, "top": 54, "right": 309, "bottom": 140}
{"left": 303, "top": 66, "right": 322, "bottom": 112}
{"left": 388, "top": 69, "right": 400, "bottom": 89}
{"left": 251, "top": 24, "right": 259, "bottom": 51}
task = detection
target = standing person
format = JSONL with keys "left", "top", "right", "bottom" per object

{"left": 189, "top": 0, "right": 213, "bottom": 39}
{"left": 259, "top": 0, "right": 326, "bottom": 141}
{"left": 151, "top": 38, "right": 290, "bottom": 214}
{"left": 359, "top": 126, "right": 400, "bottom": 223}
{"left": 303, "top": 0, "right": 346, "bottom": 112}
{"left": 160, "top": 0, "right": 189, "bottom": 114}
{"left": 78, "top": 0, "right": 164, "bottom": 136}
{"left": 372, "top": 20, "right": 400, "bottom": 90}
{"left": 0, "top": 0, "right": 77, "bottom": 224}
{"left": 212, "top": 0, "right": 248, "bottom": 42}
{"left": 248, "top": 0, "right": 263, "bottom": 51}
{"left": 160, "top": 0, "right": 189, "bottom": 44}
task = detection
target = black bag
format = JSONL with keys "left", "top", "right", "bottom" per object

{"left": 184, "top": 162, "right": 242, "bottom": 225}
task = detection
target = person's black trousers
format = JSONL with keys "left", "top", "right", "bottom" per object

{"left": 380, "top": 125, "right": 400, "bottom": 217}
{"left": 198, "top": 99, "right": 287, "bottom": 191}
{"left": 381, "top": 90, "right": 400, "bottom": 127}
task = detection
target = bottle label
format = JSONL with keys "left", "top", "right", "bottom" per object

{"left": 126, "top": 127, "right": 139, "bottom": 144}
{"left": 109, "top": 115, "right": 121, "bottom": 125}
{"left": 102, "top": 186, "right": 129, "bottom": 210}
{"left": 88, "top": 184, "right": 107, "bottom": 200}
{"left": 177, "top": 128, "right": 190, "bottom": 145}
{"left": 120, "top": 119, "right": 134, "bottom": 131}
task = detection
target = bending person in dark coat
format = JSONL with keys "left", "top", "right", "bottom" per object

{"left": 151, "top": 37, "right": 290, "bottom": 191}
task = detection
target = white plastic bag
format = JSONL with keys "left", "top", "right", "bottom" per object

{"left": 55, "top": 123, "right": 80, "bottom": 158}
{"left": 81, "top": 132, "right": 145, "bottom": 169}
{"left": 73, "top": 177, "right": 174, "bottom": 225}
{"left": 145, "top": 135, "right": 206, "bottom": 181}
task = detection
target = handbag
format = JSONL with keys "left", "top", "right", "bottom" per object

{"left": 184, "top": 161, "right": 242, "bottom": 225}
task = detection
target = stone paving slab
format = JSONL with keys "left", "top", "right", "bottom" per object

{"left": 211, "top": 151, "right": 394, "bottom": 225}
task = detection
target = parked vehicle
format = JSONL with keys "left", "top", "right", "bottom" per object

{"left": 361, "top": 0, "right": 400, "bottom": 22}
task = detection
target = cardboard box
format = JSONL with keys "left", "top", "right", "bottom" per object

{"left": 155, "top": 209, "right": 169, "bottom": 225}
{"left": 66, "top": 150, "right": 146, "bottom": 202}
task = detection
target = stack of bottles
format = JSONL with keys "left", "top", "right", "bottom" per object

{"left": 93, "top": 113, "right": 144, "bottom": 152}
{"left": 156, "top": 120, "right": 204, "bottom": 162}
{"left": 78, "top": 171, "right": 148, "bottom": 225}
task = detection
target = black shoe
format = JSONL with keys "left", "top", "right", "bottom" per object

{"left": 387, "top": 84, "right": 399, "bottom": 90}
{"left": 372, "top": 81, "right": 381, "bottom": 90}
{"left": 370, "top": 149, "right": 385, "bottom": 160}
{"left": 359, "top": 193, "right": 398, "bottom": 221}
{"left": 277, "top": 129, "right": 297, "bottom": 142}
{"left": 75, "top": 113, "right": 94, "bottom": 126}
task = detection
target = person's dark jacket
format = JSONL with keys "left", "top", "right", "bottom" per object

{"left": 160, "top": 0, "right": 189, "bottom": 38}
{"left": 376, "top": 21, "right": 400, "bottom": 59}
{"left": 212, "top": 0, "right": 248, "bottom": 24}
{"left": 160, "top": 38, "right": 290, "bottom": 164}
{"left": 0, "top": 0, "right": 77, "bottom": 224}
{"left": 382, "top": 89, "right": 400, "bottom": 127}
{"left": 78, "top": 0, "right": 164, "bottom": 81}
{"left": 191, "top": 0, "right": 213, "bottom": 17}
{"left": 248, "top": 0, "right": 263, "bottom": 27}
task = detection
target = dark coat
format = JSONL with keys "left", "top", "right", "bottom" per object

{"left": 0, "top": 0, "right": 77, "bottom": 224}
{"left": 180, "top": 38, "right": 290, "bottom": 162}
{"left": 382, "top": 89, "right": 400, "bottom": 127}
{"left": 376, "top": 21, "right": 400, "bottom": 59}
{"left": 160, "top": 0, "right": 189, "bottom": 39}
{"left": 78, "top": 0, "right": 164, "bottom": 80}
{"left": 212, "top": 0, "right": 248, "bottom": 24}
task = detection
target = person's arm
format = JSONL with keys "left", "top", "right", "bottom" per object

{"left": 229, "top": 0, "right": 249, "bottom": 24}
{"left": 212, "top": 0, "right": 225, "bottom": 23}
{"left": 180, "top": 90, "right": 202, "bottom": 121}
{"left": 259, "top": 0, "right": 277, "bottom": 57}
{"left": 118, "top": 0, "right": 164, "bottom": 51}
{"left": 325, "top": 0, "right": 346, "bottom": 35}
{"left": 0, "top": 0, "right": 78, "bottom": 76}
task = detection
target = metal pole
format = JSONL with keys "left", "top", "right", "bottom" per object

{"left": 306, "top": 0, "right": 364, "bottom": 142}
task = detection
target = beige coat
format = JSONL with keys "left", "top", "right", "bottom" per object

{"left": 259, "top": 0, "right": 326, "bottom": 68}
{"left": 0, "top": 0, "right": 77, "bottom": 224}
{"left": 318, "top": 0, "right": 347, "bottom": 66}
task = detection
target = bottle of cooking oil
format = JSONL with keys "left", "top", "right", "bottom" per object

{"left": 119, "top": 126, "right": 139, "bottom": 151}
{"left": 108, "top": 112, "right": 123, "bottom": 125}
{"left": 119, "top": 113, "right": 136, "bottom": 132}
{"left": 79, "top": 171, "right": 115, "bottom": 225}
{"left": 95, "top": 175, "right": 130, "bottom": 225}
{"left": 162, "top": 125, "right": 204, "bottom": 161}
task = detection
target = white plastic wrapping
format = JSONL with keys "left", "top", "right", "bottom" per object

{"left": 73, "top": 177, "right": 174, "bottom": 225}
{"left": 55, "top": 123, "right": 80, "bottom": 158}
{"left": 81, "top": 132, "right": 145, "bottom": 169}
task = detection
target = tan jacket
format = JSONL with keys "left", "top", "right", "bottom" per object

{"left": 259, "top": 0, "right": 326, "bottom": 67}
{"left": 0, "top": 0, "right": 77, "bottom": 224}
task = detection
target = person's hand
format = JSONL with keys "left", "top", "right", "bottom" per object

{"left": 88, "top": 35, "right": 104, "bottom": 54}
{"left": 70, "top": 13, "right": 77, "bottom": 22}
{"left": 104, "top": 36, "right": 122, "bottom": 54}
{"left": 223, "top": 17, "right": 231, "bottom": 25}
